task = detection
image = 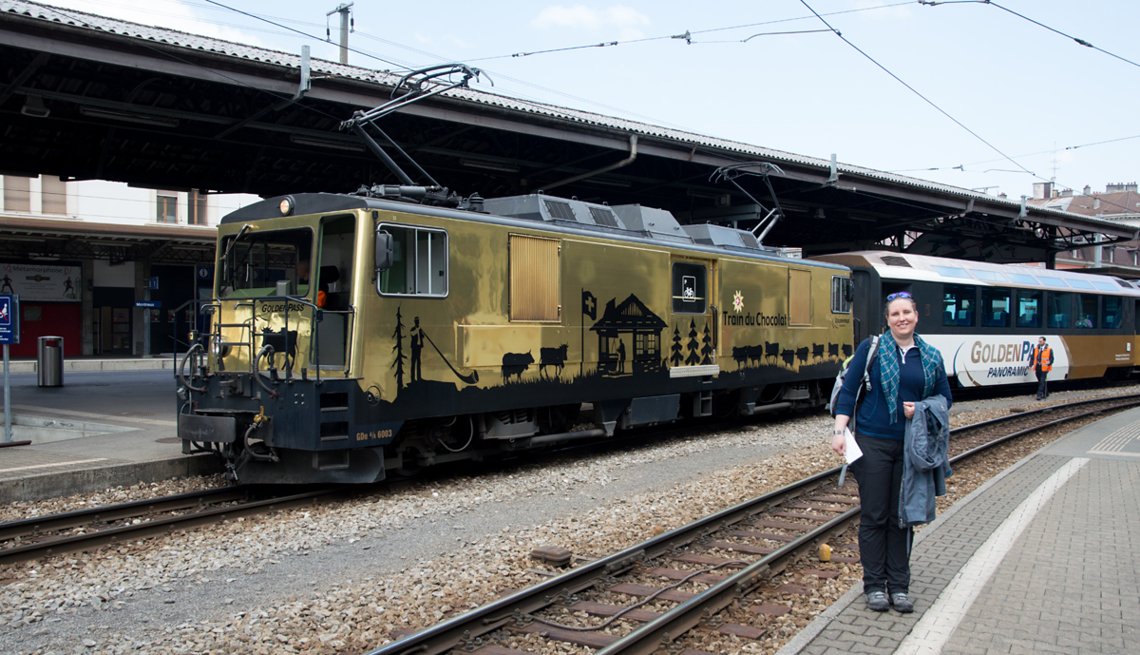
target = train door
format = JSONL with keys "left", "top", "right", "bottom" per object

{"left": 314, "top": 213, "right": 356, "bottom": 371}
{"left": 851, "top": 269, "right": 879, "bottom": 342}
{"left": 669, "top": 257, "right": 717, "bottom": 373}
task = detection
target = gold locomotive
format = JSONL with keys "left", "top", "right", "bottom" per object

{"left": 177, "top": 189, "right": 852, "bottom": 483}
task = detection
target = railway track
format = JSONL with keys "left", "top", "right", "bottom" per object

{"left": 364, "top": 394, "right": 1140, "bottom": 655}
{"left": 0, "top": 486, "right": 341, "bottom": 565}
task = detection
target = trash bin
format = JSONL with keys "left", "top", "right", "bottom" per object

{"left": 37, "top": 336, "right": 64, "bottom": 387}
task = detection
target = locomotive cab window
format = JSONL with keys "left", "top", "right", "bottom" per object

{"left": 672, "top": 262, "right": 707, "bottom": 313}
{"left": 831, "top": 276, "right": 852, "bottom": 313}
{"left": 376, "top": 224, "right": 448, "bottom": 297}
{"left": 219, "top": 227, "right": 312, "bottom": 299}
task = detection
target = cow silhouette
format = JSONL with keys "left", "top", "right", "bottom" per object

{"left": 261, "top": 327, "right": 297, "bottom": 371}
{"left": 828, "top": 343, "right": 839, "bottom": 359}
{"left": 765, "top": 341, "right": 780, "bottom": 362}
{"left": 539, "top": 345, "right": 569, "bottom": 378}
{"left": 780, "top": 349, "right": 795, "bottom": 366}
{"left": 501, "top": 352, "right": 534, "bottom": 382}
{"left": 812, "top": 343, "right": 825, "bottom": 360}
{"left": 795, "top": 346, "right": 809, "bottom": 365}
{"left": 732, "top": 345, "right": 750, "bottom": 368}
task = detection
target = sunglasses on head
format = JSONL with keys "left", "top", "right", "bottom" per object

{"left": 886, "top": 291, "right": 912, "bottom": 302}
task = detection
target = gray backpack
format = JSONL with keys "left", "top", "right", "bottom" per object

{"left": 827, "top": 335, "right": 880, "bottom": 417}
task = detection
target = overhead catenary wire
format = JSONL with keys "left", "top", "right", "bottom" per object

{"left": 466, "top": 0, "right": 915, "bottom": 61}
{"left": 920, "top": 0, "right": 1140, "bottom": 71}
{"left": 797, "top": 0, "right": 1042, "bottom": 186}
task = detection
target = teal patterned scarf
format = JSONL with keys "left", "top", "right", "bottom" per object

{"left": 879, "top": 332, "right": 943, "bottom": 424}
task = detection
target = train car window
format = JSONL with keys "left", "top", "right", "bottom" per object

{"left": 1103, "top": 296, "right": 1123, "bottom": 329}
{"left": 831, "top": 276, "right": 852, "bottom": 313}
{"left": 1075, "top": 294, "right": 1097, "bottom": 328}
{"left": 1048, "top": 292, "right": 1075, "bottom": 329}
{"left": 1094, "top": 279, "right": 1120, "bottom": 292}
{"left": 1016, "top": 290, "right": 1042, "bottom": 328}
{"left": 672, "top": 262, "right": 707, "bottom": 313}
{"left": 972, "top": 270, "right": 1007, "bottom": 283}
{"left": 509, "top": 234, "right": 561, "bottom": 321}
{"left": 980, "top": 287, "right": 1012, "bottom": 328}
{"left": 376, "top": 224, "right": 448, "bottom": 297}
{"left": 1007, "top": 273, "right": 1039, "bottom": 286}
{"left": 942, "top": 285, "right": 975, "bottom": 327}
{"left": 932, "top": 265, "right": 970, "bottom": 280}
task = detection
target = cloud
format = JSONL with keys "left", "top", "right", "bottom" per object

{"left": 531, "top": 4, "right": 650, "bottom": 38}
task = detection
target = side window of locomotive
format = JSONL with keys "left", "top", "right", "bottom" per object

{"left": 942, "top": 285, "right": 975, "bottom": 327}
{"left": 376, "top": 224, "right": 448, "bottom": 297}
{"left": 831, "top": 276, "right": 852, "bottom": 313}
{"left": 980, "top": 287, "right": 1012, "bottom": 328}
{"left": 1016, "top": 290, "right": 1042, "bottom": 328}
{"left": 1102, "top": 296, "right": 1123, "bottom": 329}
{"left": 672, "top": 263, "right": 707, "bottom": 313}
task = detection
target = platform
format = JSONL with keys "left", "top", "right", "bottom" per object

{"left": 0, "top": 363, "right": 219, "bottom": 503}
{"left": 779, "top": 406, "right": 1140, "bottom": 655}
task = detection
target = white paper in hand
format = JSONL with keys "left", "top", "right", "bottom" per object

{"left": 844, "top": 427, "right": 862, "bottom": 464}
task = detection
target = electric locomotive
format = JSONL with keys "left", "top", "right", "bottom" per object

{"left": 175, "top": 189, "right": 852, "bottom": 483}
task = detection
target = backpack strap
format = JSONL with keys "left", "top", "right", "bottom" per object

{"left": 860, "top": 335, "right": 880, "bottom": 393}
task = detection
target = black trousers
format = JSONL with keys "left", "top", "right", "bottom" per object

{"left": 852, "top": 434, "right": 912, "bottom": 594}
{"left": 1035, "top": 368, "right": 1048, "bottom": 399}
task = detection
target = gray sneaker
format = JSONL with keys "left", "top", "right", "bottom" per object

{"left": 890, "top": 591, "right": 914, "bottom": 613}
{"left": 866, "top": 590, "right": 889, "bottom": 612}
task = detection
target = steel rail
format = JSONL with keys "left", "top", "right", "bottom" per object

{"left": 0, "top": 489, "right": 339, "bottom": 565}
{"left": 365, "top": 393, "right": 1140, "bottom": 655}
{"left": 0, "top": 487, "right": 244, "bottom": 542}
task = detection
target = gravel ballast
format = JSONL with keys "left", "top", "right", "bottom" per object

{"left": 1, "top": 384, "right": 1134, "bottom": 654}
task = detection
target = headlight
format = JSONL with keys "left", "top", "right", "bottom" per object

{"left": 210, "top": 335, "right": 231, "bottom": 359}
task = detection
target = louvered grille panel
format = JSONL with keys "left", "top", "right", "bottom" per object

{"left": 510, "top": 234, "right": 561, "bottom": 321}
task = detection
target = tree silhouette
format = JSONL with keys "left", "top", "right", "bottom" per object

{"left": 700, "top": 323, "right": 714, "bottom": 365}
{"left": 670, "top": 325, "right": 684, "bottom": 366}
{"left": 391, "top": 306, "right": 407, "bottom": 389}
{"left": 685, "top": 319, "right": 701, "bottom": 366}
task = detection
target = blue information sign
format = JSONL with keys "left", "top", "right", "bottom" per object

{"left": 0, "top": 294, "right": 19, "bottom": 345}
{"left": 135, "top": 300, "right": 162, "bottom": 309}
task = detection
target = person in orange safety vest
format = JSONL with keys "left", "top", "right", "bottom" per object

{"left": 1028, "top": 337, "right": 1054, "bottom": 400}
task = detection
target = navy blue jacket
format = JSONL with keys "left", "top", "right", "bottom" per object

{"left": 833, "top": 336, "right": 953, "bottom": 440}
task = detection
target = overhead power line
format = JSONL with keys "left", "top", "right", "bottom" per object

{"left": 919, "top": 0, "right": 1140, "bottom": 70}
{"left": 797, "top": 0, "right": 1041, "bottom": 184}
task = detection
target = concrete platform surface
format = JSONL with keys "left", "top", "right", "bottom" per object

{"left": 0, "top": 367, "right": 219, "bottom": 502}
{"left": 779, "top": 406, "right": 1140, "bottom": 655}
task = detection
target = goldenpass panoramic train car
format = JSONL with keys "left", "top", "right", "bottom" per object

{"left": 177, "top": 191, "right": 851, "bottom": 483}
{"left": 815, "top": 250, "right": 1140, "bottom": 387}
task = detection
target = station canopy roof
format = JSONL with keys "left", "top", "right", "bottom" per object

{"left": 1, "top": 0, "right": 1135, "bottom": 265}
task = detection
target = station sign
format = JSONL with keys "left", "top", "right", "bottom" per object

{"left": 0, "top": 294, "right": 19, "bottom": 345}
{"left": 135, "top": 300, "right": 162, "bottom": 309}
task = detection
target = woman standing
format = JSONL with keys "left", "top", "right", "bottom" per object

{"left": 830, "top": 291, "right": 952, "bottom": 613}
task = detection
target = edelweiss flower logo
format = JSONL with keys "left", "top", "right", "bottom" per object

{"left": 732, "top": 290, "right": 744, "bottom": 313}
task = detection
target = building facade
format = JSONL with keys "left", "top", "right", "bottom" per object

{"left": 0, "top": 175, "right": 256, "bottom": 358}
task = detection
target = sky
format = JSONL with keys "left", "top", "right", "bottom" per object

{"left": 36, "top": 0, "right": 1140, "bottom": 201}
